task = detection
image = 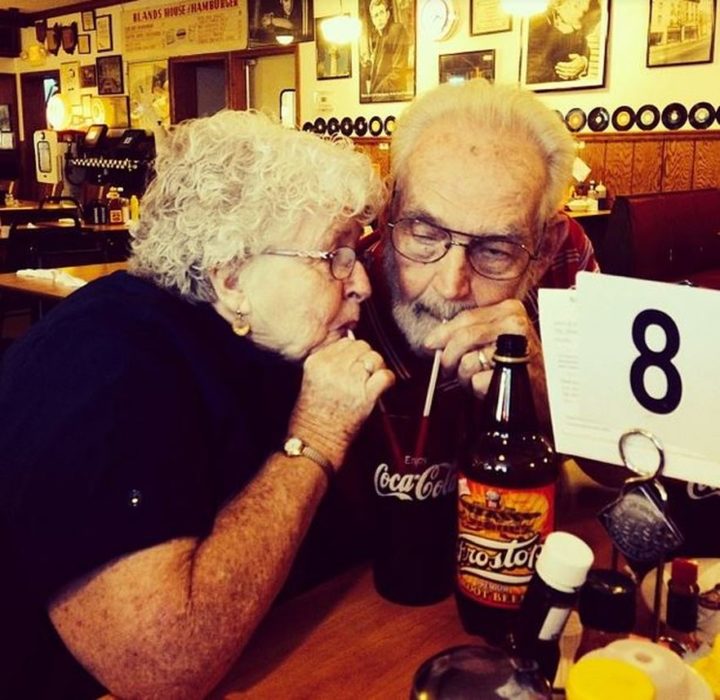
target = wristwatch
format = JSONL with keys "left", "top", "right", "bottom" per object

{"left": 283, "top": 436, "right": 334, "bottom": 483}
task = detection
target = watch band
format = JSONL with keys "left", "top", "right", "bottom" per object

{"left": 283, "top": 436, "right": 335, "bottom": 484}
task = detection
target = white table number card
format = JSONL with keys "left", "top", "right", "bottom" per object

{"left": 540, "top": 272, "right": 720, "bottom": 487}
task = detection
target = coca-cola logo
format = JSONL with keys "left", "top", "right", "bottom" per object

{"left": 687, "top": 482, "right": 720, "bottom": 500}
{"left": 373, "top": 462, "right": 457, "bottom": 501}
{"left": 457, "top": 532, "right": 541, "bottom": 585}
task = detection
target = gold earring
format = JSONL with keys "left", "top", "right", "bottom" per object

{"left": 232, "top": 309, "right": 251, "bottom": 337}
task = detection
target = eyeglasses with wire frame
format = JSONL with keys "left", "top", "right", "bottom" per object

{"left": 261, "top": 245, "right": 359, "bottom": 280}
{"left": 388, "top": 218, "right": 538, "bottom": 281}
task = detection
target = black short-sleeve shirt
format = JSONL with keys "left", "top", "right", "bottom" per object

{"left": 0, "top": 271, "right": 301, "bottom": 698}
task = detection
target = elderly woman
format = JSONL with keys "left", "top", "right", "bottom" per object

{"left": 0, "top": 111, "right": 392, "bottom": 698}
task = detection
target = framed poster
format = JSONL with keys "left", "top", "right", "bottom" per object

{"left": 78, "top": 33, "right": 91, "bottom": 54}
{"left": 471, "top": 0, "right": 512, "bottom": 36}
{"left": 60, "top": 61, "right": 80, "bottom": 97}
{"left": 79, "top": 64, "right": 97, "bottom": 88}
{"left": 96, "top": 14, "right": 113, "bottom": 52}
{"left": 359, "top": 0, "right": 416, "bottom": 103}
{"left": 439, "top": 49, "right": 495, "bottom": 84}
{"left": 647, "top": 0, "right": 716, "bottom": 67}
{"left": 520, "top": 0, "right": 610, "bottom": 92}
{"left": 315, "top": 17, "right": 352, "bottom": 79}
{"left": 96, "top": 54, "right": 124, "bottom": 95}
{"left": 249, "top": 0, "right": 314, "bottom": 45}
{"left": 81, "top": 10, "right": 96, "bottom": 31}
{"left": 92, "top": 96, "right": 130, "bottom": 128}
{"left": 128, "top": 60, "right": 170, "bottom": 129}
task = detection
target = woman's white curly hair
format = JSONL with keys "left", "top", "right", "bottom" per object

{"left": 129, "top": 110, "right": 386, "bottom": 302}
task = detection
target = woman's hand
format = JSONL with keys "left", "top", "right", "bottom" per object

{"left": 289, "top": 338, "right": 395, "bottom": 471}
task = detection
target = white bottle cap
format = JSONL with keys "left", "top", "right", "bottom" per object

{"left": 536, "top": 531, "right": 594, "bottom": 593}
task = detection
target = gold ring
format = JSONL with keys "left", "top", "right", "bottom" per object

{"left": 477, "top": 349, "right": 492, "bottom": 372}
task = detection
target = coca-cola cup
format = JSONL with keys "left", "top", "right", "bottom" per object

{"left": 371, "top": 413, "right": 459, "bottom": 606}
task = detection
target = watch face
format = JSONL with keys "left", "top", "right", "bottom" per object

{"left": 284, "top": 437, "right": 303, "bottom": 456}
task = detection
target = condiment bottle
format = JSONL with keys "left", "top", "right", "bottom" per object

{"left": 106, "top": 187, "right": 123, "bottom": 224}
{"left": 694, "top": 634, "right": 720, "bottom": 698}
{"left": 575, "top": 568, "right": 636, "bottom": 660}
{"left": 509, "top": 531, "right": 594, "bottom": 684}
{"left": 664, "top": 557, "right": 701, "bottom": 654}
{"left": 456, "top": 334, "right": 559, "bottom": 646}
{"left": 566, "top": 656, "right": 656, "bottom": 700}
{"left": 595, "top": 181, "right": 608, "bottom": 209}
{"left": 129, "top": 194, "right": 140, "bottom": 222}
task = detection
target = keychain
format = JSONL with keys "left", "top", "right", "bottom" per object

{"left": 598, "top": 429, "right": 684, "bottom": 639}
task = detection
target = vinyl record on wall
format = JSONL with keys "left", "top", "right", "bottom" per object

{"left": 587, "top": 107, "right": 609, "bottom": 132}
{"left": 340, "top": 116, "right": 354, "bottom": 136}
{"left": 326, "top": 117, "right": 340, "bottom": 136}
{"left": 302, "top": 121, "right": 314, "bottom": 132}
{"left": 661, "top": 103, "right": 687, "bottom": 130}
{"left": 354, "top": 116, "right": 368, "bottom": 136}
{"left": 611, "top": 105, "right": 635, "bottom": 131}
{"left": 368, "top": 115, "right": 384, "bottom": 137}
{"left": 636, "top": 104, "right": 660, "bottom": 131}
{"left": 383, "top": 115, "right": 396, "bottom": 136}
{"left": 565, "top": 107, "right": 587, "bottom": 133}
{"left": 313, "top": 117, "right": 327, "bottom": 134}
{"left": 688, "top": 102, "right": 715, "bottom": 129}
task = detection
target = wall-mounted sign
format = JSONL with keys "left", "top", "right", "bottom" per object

{"left": 122, "top": 0, "right": 247, "bottom": 55}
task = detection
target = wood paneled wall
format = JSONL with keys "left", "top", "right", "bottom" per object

{"left": 581, "top": 131, "right": 720, "bottom": 204}
{"left": 355, "top": 132, "right": 720, "bottom": 203}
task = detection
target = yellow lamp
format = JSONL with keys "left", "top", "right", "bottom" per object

{"left": 46, "top": 93, "right": 72, "bottom": 130}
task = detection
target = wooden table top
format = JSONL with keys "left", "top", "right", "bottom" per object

{"left": 0, "top": 262, "right": 127, "bottom": 300}
{"left": 212, "top": 468, "right": 618, "bottom": 699}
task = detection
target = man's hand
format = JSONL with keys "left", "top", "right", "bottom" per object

{"left": 422, "top": 300, "right": 550, "bottom": 427}
{"left": 554, "top": 53, "right": 588, "bottom": 80}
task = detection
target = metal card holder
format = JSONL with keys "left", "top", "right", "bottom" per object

{"left": 598, "top": 429, "right": 684, "bottom": 640}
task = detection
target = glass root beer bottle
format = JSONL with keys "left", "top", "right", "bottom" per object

{"left": 456, "top": 334, "right": 559, "bottom": 645}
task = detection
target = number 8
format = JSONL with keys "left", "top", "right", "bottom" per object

{"left": 630, "top": 309, "right": 682, "bottom": 414}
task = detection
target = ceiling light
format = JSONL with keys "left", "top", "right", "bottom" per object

{"left": 275, "top": 31, "right": 294, "bottom": 45}
{"left": 321, "top": 14, "right": 361, "bottom": 44}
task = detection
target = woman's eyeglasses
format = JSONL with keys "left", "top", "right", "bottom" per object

{"left": 261, "top": 246, "right": 358, "bottom": 280}
{"left": 388, "top": 218, "right": 538, "bottom": 281}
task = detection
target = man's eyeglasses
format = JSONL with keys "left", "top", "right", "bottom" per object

{"left": 261, "top": 246, "right": 358, "bottom": 280}
{"left": 387, "top": 218, "right": 538, "bottom": 281}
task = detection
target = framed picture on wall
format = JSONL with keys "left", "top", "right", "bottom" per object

{"left": 359, "top": 0, "right": 416, "bottom": 103}
{"left": 520, "top": 0, "right": 611, "bottom": 92}
{"left": 128, "top": 60, "right": 170, "bottom": 129}
{"left": 0, "top": 104, "right": 10, "bottom": 132}
{"left": 60, "top": 61, "right": 80, "bottom": 97}
{"left": 96, "top": 54, "right": 124, "bottom": 95}
{"left": 248, "top": 0, "right": 315, "bottom": 45}
{"left": 315, "top": 17, "right": 352, "bottom": 79}
{"left": 95, "top": 14, "right": 113, "bottom": 52}
{"left": 647, "top": 0, "right": 716, "bottom": 67}
{"left": 78, "top": 33, "right": 91, "bottom": 54}
{"left": 471, "top": 0, "right": 512, "bottom": 36}
{"left": 439, "top": 49, "right": 495, "bottom": 84}
{"left": 80, "top": 64, "right": 97, "bottom": 88}
{"left": 81, "top": 10, "right": 96, "bottom": 31}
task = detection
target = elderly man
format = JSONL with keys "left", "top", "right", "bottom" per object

{"left": 347, "top": 79, "right": 598, "bottom": 608}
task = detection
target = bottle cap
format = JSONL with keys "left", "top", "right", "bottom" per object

{"left": 578, "top": 569, "right": 636, "bottom": 632}
{"left": 535, "top": 531, "right": 594, "bottom": 593}
{"left": 671, "top": 558, "right": 699, "bottom": 587}
{"left": 566, "top": 657, "right": 655, "bottom": 700}
{"left": 495, "top": 333, "right": 528, "bottom": 359}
